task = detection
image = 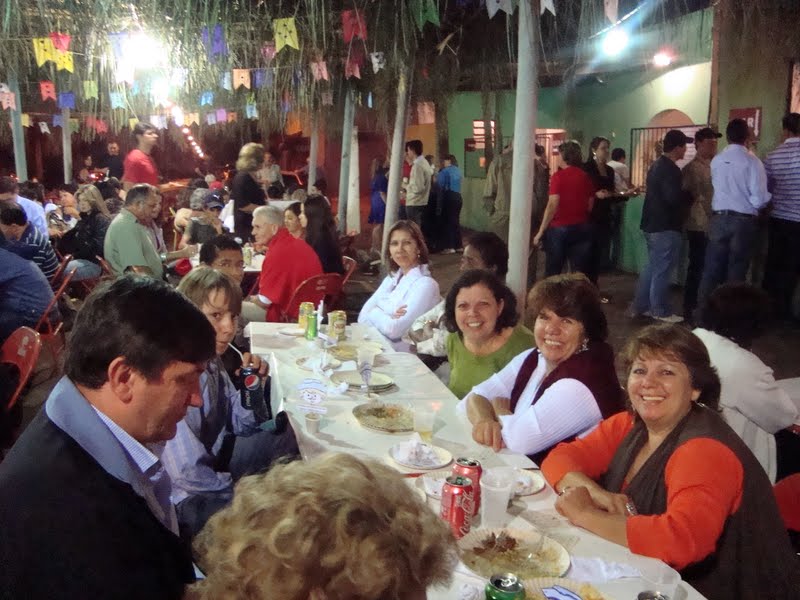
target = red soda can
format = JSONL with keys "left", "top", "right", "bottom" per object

{"left": 440, "top": 475, "right": 474, "bottom": 539}
{"left": 452, "top": 457, "right": 482, "bottom": 517}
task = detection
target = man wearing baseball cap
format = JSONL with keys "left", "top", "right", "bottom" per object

{"left": 682, "top": 127, "right": 722, "bottom": 320}
{"left": 631, "top": 129, "right": 693, "bottom": 322}
{"left": 697, "top": 118, "right": 771, "bottom": 319}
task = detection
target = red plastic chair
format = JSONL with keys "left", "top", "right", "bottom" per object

{"left": 49, "top": 253, "right": 73, "bottom": 288}
{"left": 1, "top": 327, "right": 42, "bottom": 410}
{"left": 280, "top": 273, "right": 344, "bottom": 323}
{"left": 35, "top": 269, "right": 75, "bottom": 376}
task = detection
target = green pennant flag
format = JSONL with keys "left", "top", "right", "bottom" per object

{"left": 413, "top": 0, "right": 440, "bottom": 30}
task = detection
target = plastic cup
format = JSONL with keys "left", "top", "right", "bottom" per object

{"left": 413, "top": 405, "right": 437, "bottom": 443}
{"left": 639, "top": 561, "right": 681, "bottom": 599}
{"left": 480, "top": 467, "right": 515, "bottom": 528}
{"left": 305, "top": 412, "right": 320, "bottom": 434}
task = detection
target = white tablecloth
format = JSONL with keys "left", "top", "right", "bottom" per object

{"left": 248, "top": 322, "right": 706, "bottom": 600}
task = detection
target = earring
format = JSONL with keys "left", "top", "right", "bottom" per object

{"left": 580, "top": 339, "right": 589, "bottom": 352}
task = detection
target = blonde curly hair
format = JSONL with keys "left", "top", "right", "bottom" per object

{"left": 189, "top": 453, "right": 457, "bottom": 600}
{"left": 235, "top": 142, "right": 266, "bottom": 172}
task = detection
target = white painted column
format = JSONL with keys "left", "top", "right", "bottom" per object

{"left": 307, "top": 111, "right": 319, "bottom": 194}
{"left": 62, "top": 107, "right": 72, "bottom": 183}
{"left": 346, "top": 125, "right": 361, "bottom": 233}
{"left": 8, "top": 75, "right": 28, "bottom": 181}
{"left": 336, "top": 86, "right": 356, "bottom": 232}
{"left": 507, "top": 0, "right": 539, "bottom": 307}
{"left": 381, "top": 68, "right": 410, "bottom": 255}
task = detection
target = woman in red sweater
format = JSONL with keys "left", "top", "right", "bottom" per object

{"left": 542, "top": 324, "right": 799, "bottom": 600}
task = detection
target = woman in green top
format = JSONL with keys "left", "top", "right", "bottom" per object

{"left": 445, "top": 270, "right": 534, "bottom": 398}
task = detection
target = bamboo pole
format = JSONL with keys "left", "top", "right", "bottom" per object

{"left": 507, "top": 0, "right": 539, "bottom": 307}
{"left": 62, "top": 107, "right": 72, "bottom": 184}
{"left": 381, "top": 67, "right": 410, "bottom": 256}
{"left": 8, "top": 74, "right": 28, "bottom": 181}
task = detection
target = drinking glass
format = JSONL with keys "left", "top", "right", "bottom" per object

{"left": 356, "top": 347, "right": 377, "bottom": 401}
{"left": 480, "top": 467, "right": 515, "bottom": 528}
{"left": 413, "top": 405, "right": 438, "bottom": 443}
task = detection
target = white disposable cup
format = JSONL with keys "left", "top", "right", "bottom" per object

{"left": 305, "top": 413, "right": 320, "bottom": 434}
{"left": 413, "top": 406, "right": 437, "bottom": 440}
{"left": 639, "top": 560, "right": 681, "bottom": 599}
{"left": 480, "top": 468, "right": 515, "bottom": 528}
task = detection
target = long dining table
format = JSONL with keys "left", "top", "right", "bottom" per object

{"left": 248, "top": 321, "right": 706, "bottom": 600}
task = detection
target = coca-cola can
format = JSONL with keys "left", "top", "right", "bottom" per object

{"left": 440, "top": 475, "right": 473, "bottom": 539}
{"left": 452, "top": 458, "right": 482, "bottom": 517}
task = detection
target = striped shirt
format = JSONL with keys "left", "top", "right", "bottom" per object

{"left": 764, "top": 137, "right": 800, "bottom": 222}
{"left": 4, "top": 224, "right": 59, "bottom": 281}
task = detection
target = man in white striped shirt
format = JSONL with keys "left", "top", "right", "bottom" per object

{"left": 763, "top": 113, "right": 800, "bottom": 320}
{"left": 0, "top": 202, "right": 59, "bottom": 281}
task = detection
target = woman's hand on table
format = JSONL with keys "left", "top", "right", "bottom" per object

{"left": 587, "top": 488, "right": 630, "bottom": 516}
{"left": 490, "top": 396, "right": 512, "bottom": 416}
{"left": 555, "top": 486, "right": 601, "bottom": 525}
{"left": 236, "top": 352, "right": 269, "bottom": 378}
{"left": 472, "top": 420, "right": 505, "bottom": 452}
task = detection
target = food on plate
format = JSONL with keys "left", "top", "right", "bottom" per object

{"left": 461, "top": 530, "right": 568, "bottom": 579}
{"left": 352, "top": 403, "right": 413, "bottom": 432}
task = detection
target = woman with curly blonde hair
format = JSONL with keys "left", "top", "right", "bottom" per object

{"left": 231, "top": 142, "right": 267, "bottom": 241}
{"left": 189, "top": 453, "right": 457, "bottom": 600}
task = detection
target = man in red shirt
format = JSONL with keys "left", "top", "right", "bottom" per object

{"left": 122, "top": 123, "right": 159, "bottom": 191}
{"left": 245, "top": 205, "right": 322, "bottom": 322}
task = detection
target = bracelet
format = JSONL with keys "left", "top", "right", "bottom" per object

{"left": 625, "top": 498, "right": 638, "bottom": 516}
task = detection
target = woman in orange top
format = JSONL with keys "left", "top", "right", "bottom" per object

{"left": 542, "top": 324, "right": 799, "bottom": 600}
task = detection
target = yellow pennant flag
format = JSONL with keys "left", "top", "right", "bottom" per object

{"left": 83, "top": 81, "right": 99, "bottom": 100}
{"left": 21, "top": 113, "right": 31, "bottom": 127}
{"left": 274, "top": 18, "right": 299, "bottom": 53}
{"left": 129, "top": 117, "right": 139, "bottom": 129}
{"left": 32, "top": 38, "right": 57, "bottom": 67}
{"left": 54, "top": 50, "right": 74, "bottom": 73}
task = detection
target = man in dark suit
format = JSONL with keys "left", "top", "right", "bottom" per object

{"left": 0, "top": 275, "right": 217, "bottom": 599}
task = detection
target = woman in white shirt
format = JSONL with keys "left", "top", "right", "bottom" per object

{"left": 358, "top": 220, "right": 440, "bottom": 350}
{"left": 694, "top": 283, "right": 798, "bottom": 482}
{"left": 457, "top": 274, "right": 623, "bottom": 462}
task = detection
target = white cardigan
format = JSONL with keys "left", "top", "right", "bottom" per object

{"left": 358, "top": 265, "right": 440, "bottom": 349}
{"left": 693, "top": 328, "right": 798, "bottom": 482}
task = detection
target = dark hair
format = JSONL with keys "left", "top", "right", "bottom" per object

{"left": 385, "top": 220, "right": 430, "bottom": 273}
{"left": 527, "top": 273, "right": 608, "bottom": 342}
{"left": 132, "top": 122, "right": 157, "bottom": 141}
{"left": 534, "top": 144, "right": 545, "bottom": 157}
{"left": 782, "top": 112, "right": 800, "bottom": 136}
{"left": 200, "top": 234, "right": 242, "bottom": 265}
{"left": 0, "top": 176, "right": 18, "bottom": 195}
{"left": 558, "top": 140, "right": 583, "bottom": 167}
{"left": 726, "top": 118, "right": 749, "bottom": 145}
{"left": 124, "top": 183, "right": 155, "bottom": 207}
{"left": 18, "top": 181, "right": 45, "bottom": 204}
{"left": 312, "top": 179, "right": 327, "bottom": 195}
{"left": 444, "top": 270, "right": 519, "bottom": 336}
{"left": 619, "top": 324, "right": 721, "bottom": 410}
{"left": 266, "top": 184, "right": 283, "bottom": 200}
{"left": 701, "top": 283, "right": 770, "bottom": 348}
{"left": 64, "top": 275, "right": 216, "bottom": 388}
{"left": 611, "top": 147, "right": 626, "bottom": 161}
{"left": 60, "top": 182, "right": 78, "bottom": 194}
{"left": 443, "top": 154, "right": 457, "bottom": 165}
{"left": 189, "top": 177, "right": 209, "bottom": 190}
{"left": 589, "top": 137, "right": 610, "bottom": 152}
{"left": 0, "top": 203, "right": 27, "bottom": 226}
{"left": 303, "top": 194, "right": 343, "bottom": 266}
{"left": 465, "top": 231, "right": 509, "bottom": 278}
{"left": 405, "top": 140, "right": 423, "bottom": 157}
{"left": 286, "top": 201, "right": 302, "bottom": 217}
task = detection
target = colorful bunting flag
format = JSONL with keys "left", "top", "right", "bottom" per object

{"left": 215, "top": 108, "right": 227, "bottom": 122}
{"left": 200, "top": 91, "right": 214, "bottom": 106}
{"left": 39, "top": 122, "right": 50, "bottom": 134}
{"left": 604, "top": 0, "right": 618, "bottom": 23}
{"left": 274, "top": 18, "right": 299, "bottom": 53}
{"left": 233, "top": 69, "right": 251, "bottom": 90}
{"left": 370, "top": 52, "right": 385, "bottom": 74}
{"left": 201, "top": 24, "right": 228, "bottom": 59}
{"left": 69, "top": 118, "right": 80, "bottom": 134}
{"left": 227, "top": 112, "right": 237, "bottom": 123}
{"left": 187, "top": 113, "right": 199, "bottom": 126}
{"left": 0, "top": 92, "right": 16, "bottom": 111}
{"left": 413, "top": 0, "right": 440, "bottom": 30}
{"left": 53, "top": 114, "right": 63, "bottom": 128}
{"left": 254, "top": 68, "right": 274, "bottom": 89}
{"left": 54, "top": 50, "right": 74, "bottom": 73}
{"left": 57, "top": 92, "right": 75, "bottom": 110}
{"left": 40, "top": 81, "right": 56, "bottom": 102}
{"left": 49, "top": 32, "right": 71, "bottom": 52}
{"left": 108, "top": 32, "right": 127, "bottom": 61}
{"left": 206, "top": 112, "right": 217, "bottom": 125}
{"left": 32, "top": 38, "right": 57, "bottom": 67}
{"left": 129, "top": 117, "right": 139, "bottom": 129}
{"left": 83, "top": 81, "right": 99, "bottom": 100}
{"left": 245, "top": 104, "right": 258, "bottom": 119}
{"left": 345, "top": 59, "right": 361, "bottom": 79}
{"left": 487, "top": 0, "right": 515, "bottom": 19}
{"left": 541, "top": 0, "right": 556, "bottom": 16}
{"left": 311, "top": 61, "right": 329, "bottom": 81}
{"left": 109, "top": 92, "right": 125, "bottom": 109}
{"left": 261, "top": 42, "right": 276, "bottom": 63}
{"left": 0, "top": 83, "right": 8, "bottom": 94}
{"left": 341, "top": 10, "right": 368, "bottom": 43}
{"left": 417, "top": 101, "right": 435, "bottom": 125}
{"left": 21, "top": 114, "right": 30, "bottom": 127}
{"left": 221, "top": 72, "right": 232, "bottom": 91}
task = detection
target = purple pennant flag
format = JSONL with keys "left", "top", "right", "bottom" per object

{"left": 53, "top": 114, "right": 63, "bottom": 128}
{"left": 215, "top": 108, "right": 227, "bottom": 122}
{"left": 201, "top": 24, "right": 227, "bottom": 60}
{"left": 253, "top": 69, "right": 266, "bottom": 89}
{"left": 57, "top": 91, "right": 75, "bottom": 110}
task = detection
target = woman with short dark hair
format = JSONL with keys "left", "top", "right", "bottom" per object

{"left": 545, "top": 324, "right": 800, "bottom": 600}
{"left": 532, "top": 140, "right": 595, "bottom": 278}
{"left": 444, "top": 270, "right": 534, "bottom": 398}
{"left": 459, "top": 273, "right": 622, "bottom": 461}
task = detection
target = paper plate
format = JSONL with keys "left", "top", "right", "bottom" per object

{"left": 389, "top": 443, "right": 452, "bottom": 470}
{"left": 459, "top": 528, "right": 570, "bottom": 580}
{"left": 522, "top": 578, "right": 609, "bottom": 600}
{"left": 278, "top": 326, "right": 305, "bottom": 336}
{"left": 416, "top": 468, "right": 453, "bottom": 500}
{"left": 352, "top": 403, "right": 413, "bottom": 433}
{"left": 296, "top": 356, "right": 342, "bottom": 371}
{"left": 331, "top": 370, "right": 394, "bottom": 390}
{"left": 515, "top": 469, "right": 546, "bottom": 496}
{"left": 329, "top": 341, "right": 384, "bottom": 361}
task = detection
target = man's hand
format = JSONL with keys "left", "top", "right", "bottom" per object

{"left": 237, "top": 352, "right": 269, "bottom": 378}
{"left": 472, "top": 420, "right": 505, "bottom": 451}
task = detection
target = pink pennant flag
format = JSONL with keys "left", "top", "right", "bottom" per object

{"left": 216, "top": 108, "right": 227, "bottom": 122}
{"left": 0, "top": 92, "right": 16, "bottom": 111}
{"left": 310, "top": 61, "right": 329, "bottom": 81}
{"left": 49, "top": 32, "right": 71, "bottom": 52}
{"left": 40, "top": 81, "right": 56, "bottom": 101}
{"left": 604, "top": 0, "right": 619, "bottom": 24}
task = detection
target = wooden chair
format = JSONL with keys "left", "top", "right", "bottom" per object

{"left": 341, "top": 256, "right": 357, "bottom": 286}
{"left": 0, "top": 327, "right": 42, "bottom": 411}
{"left": 280, "top": 273, "right": 344, "bottom": 323}
{"left": 35, "top": 269, "right": 75, "bottom": 376}
{"left": 49, "top": 253, "right": 73, "bottom": 288}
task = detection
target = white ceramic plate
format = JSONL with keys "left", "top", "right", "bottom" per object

{"left": 515, "top": 469, "right": 546, "bottom": 496}
{"left": 522, "top": 578, "right": 610, "bottom": 600}
{"left": 459, "top": 528, "right": 570, "bottom": 580}
{"left": 296, "top": 356, "right": 342, "bottom": 371}
{"left": 331, "top": 370, "right": 394, "bottom": 390}
{"left": 279, "top": 326, "right": 305, "bottom": 336}
{"left": 389, "top": 443, "right": 452, "bottom": 470}
{"left": 329, "top": 341, "right": 384, "bottom": 361}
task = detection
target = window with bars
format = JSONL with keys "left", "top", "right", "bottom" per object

{"left": 472, "top": 119, "right": 496, "bottom": 149}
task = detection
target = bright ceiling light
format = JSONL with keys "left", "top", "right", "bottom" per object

{"left": 653, "top": 52, "right": 672, "bottom": 67}
{"left": 602, "top": 28, "right": 628, "bottom": 57}
{"left": 181, "top": 126, "right": 190, "bottom": 134}
{"left": 187, "top": 135, "right": 194, "bottom": 141}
